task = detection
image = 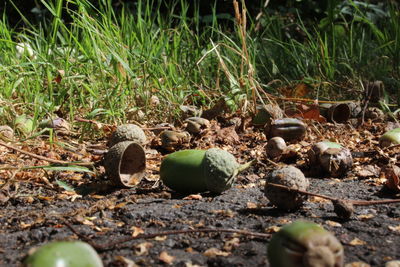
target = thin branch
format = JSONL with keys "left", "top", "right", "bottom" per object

{"left": 62, "top": 220, "right": 269, "bottom": 252}
{"left": 0, "top": 141, "right": 94, "bottom": 166}
{"left": 267, "top": 182, "right": 400, "bottom": 206}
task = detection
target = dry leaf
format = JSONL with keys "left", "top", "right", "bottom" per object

{"left": 325, "top": 220, "right": 342, "bottom": 227}
{"left": 356, "top": 214, "right": 375, "bottom": 220}
{"left": 185, "top": 262, "right": 205, "bottom": 267}
{"left": 223, "top": 237, "right": 240, "bottom": 251}
{"left": 246, "top": 202, "right": 257, "bottom": 209}
{"left": 216, "top": 126, "right": 240, "bottom": 144}
{"left": 159, "top": 251, "right": 175, "bottom": 265}
{"left": 183, "top": 194, "right": 203, "bottom": 200}
{"left": 344, "top": 262, "right": 371, "bottom": 267}
{"left": 264, "top": 225, "right": 280, "bottom": 234}
{"left": 293, "top": 83, "right": 311, "bottom": 98}
{"left": 131, "top": 226, "right": 144, "bottom": 237}
{"left": 203, "top": 248, "right": 230, "bottom": 257}
{"left": 135, "top": 242, "right": 153, "bottom": 256}
{"left": 388, "top": 225, "right": 400, "bottom": 233}
{"left": 154, "top": 235, "right": 167, "bottom": 241}
{"left": 349, "top": 238, "right": 367, "bottom": 246}
{"left": 211, "top": 209, "right": 235, "bottom": 217}
{"left": 114, "top": 255, "right": 140, "bottom": 267}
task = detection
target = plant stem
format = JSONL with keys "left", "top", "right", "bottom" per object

{"left": 266, "top": 182, "right": 400, "bottom": 206}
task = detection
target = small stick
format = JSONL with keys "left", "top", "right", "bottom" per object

{"left": 276, "top": 97, "right": 352, "bottom": 104}
{"left": 62, "top": 220, "right": 270, "bottom": 252}
{"left": 0, "top": 141, "right": 94, "bottom": 166}
{"left": 75, "top": 116, "right": 171, "bottom": 131}
{"left": 267, "top": 182, "right": 400, "bottom": 206}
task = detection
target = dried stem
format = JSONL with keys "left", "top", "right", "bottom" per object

{"left": 0, "top": 141, "right": 94, "bottom": 166}
{"left": 62, "top": 220, "right": 269, "bottom": 252}
{"left": 267, "top": 182, "right": 400, "bottom": 206}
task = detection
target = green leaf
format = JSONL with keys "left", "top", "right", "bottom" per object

{"left": 56, "top": 179, "right": 76, "bottom": 192}
{"left": 42, "top": 165, "right": 94, "bottom": 173}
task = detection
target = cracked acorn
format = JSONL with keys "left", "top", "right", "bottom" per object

{"left": 184, "top": 117, "right": 210, "bottom": 134}
{"left": 0, "top": 125, "right": 14, "bottom": 141}
{"left": 23, "top": 241, "right": 103, "bottom": 267}
{"left": 268, "top": 220, "right": 344, "bottom": 267}
{"left": 308, "top": 141, "right": 352, "bottom": 178}
{"left": 160, "top": 130, "right": 190, "bottom": 151}
{"left": 264, "top": 166, "right": 309, "bottom": 210}
{"left": 160, "top": 148, "right": 252, "bottom": 194}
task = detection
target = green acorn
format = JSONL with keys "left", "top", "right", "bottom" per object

{"left": 160, "top": 148, "right": 252, "bottom": 194}
{"left": 24, "top": 241, "right": 103, "bottom": 267}
{"left": 380, "top": 128, "right": 400, "bottom": 148}
{"left": 268, "top": 221, "right": 344, "bottom": 267}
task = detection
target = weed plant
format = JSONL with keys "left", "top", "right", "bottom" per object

{"left": 0, "top": 0, "right": 398, "bottom": 136}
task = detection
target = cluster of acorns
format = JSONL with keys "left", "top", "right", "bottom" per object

{"left": 23, "top": 116, "right": 400, "bottom": 267}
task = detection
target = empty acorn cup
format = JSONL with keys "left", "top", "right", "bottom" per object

{"left": 104, "top": 141, "right": 146, "bottom": 187}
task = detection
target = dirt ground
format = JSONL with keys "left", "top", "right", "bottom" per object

{"left": 0, "top": 118, "right": 399, "bottom": 266}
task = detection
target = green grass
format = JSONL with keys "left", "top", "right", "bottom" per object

{"left": 0, "top": 0, "right": 398, "bottom": 138}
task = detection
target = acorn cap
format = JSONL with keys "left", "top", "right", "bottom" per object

{"left": 203, "top": 148, "right": 253, "bottom": 194}
{"left": 265, "top": 166, "right": 309, "bottom": 210}
{"left": 268, "top": 220, "right": 344, "bottom": 267}
{"left": 24, "top": 241, "right": 103, "bottom": 267}
{"left": 109, "top": 124, "right": 147, "bottom": 147}
{"left": 104, "top": 141, "right": 146, "bottom": 187}
{"left": 203, "top": 148, "right": 240, "bottom": 194}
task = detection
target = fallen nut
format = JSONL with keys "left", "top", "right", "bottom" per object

{"left": 308, "top": 141, "right": 341, "bottom": 166}
{"left": 264, "top": 166, "right": 309, "bottom": 210}
{"left": 0, "top": 125, "right": 14, "bottom": 141}
{"left": 319, "top": 147, "right": 353, "bottom": 178}
{"left": 383, "top": 165, "right": 400, "bottom": 193}
{"left": 266, "top": 118, "right": 306, "bottom": 142}
{"left": 332, "top": 199, "right": 354, "bottom": 220}
{"left": 160, "top": 130, "right": 190, "bottom": 151}
{"left": 267, "top": 220, "right": 344, "bottom": 267}
{"left": 266, "top": 137, "right": 287, "bottom": 158}
{"left": 380, "top": 128, "right": 400, "bottom": 148}
{"left": 185, "top": 117, "right": 210, "bottom": 134}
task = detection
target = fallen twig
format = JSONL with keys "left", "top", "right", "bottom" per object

{"left": 267, "top": 182, "right": 400, "bottom": 206}
{"left": 62, "top": 220, "right": 270, "bottom": 252}
{"left": 0, "top": 141, "right": 94, "bottom": 166}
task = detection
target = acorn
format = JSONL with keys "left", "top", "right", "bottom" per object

{"left": 23, "top": 241, "right": 103, "bottom": 267}
{"left": 0, "top": 125, "right": 14, "bottom": 141}
{"left": 160, "top": 130, "right": 190, "bottom": 151}
{"left": 184, "top": 117, "right": 210, "bottom": 134}
{"left": 266, "top": 118, "right": 306, "bottom": 142}
{"left": 266, "top": 137, "right": 287, "bottom": 158}
{"left": 108, "top": 124, "right": 147, "bottom": 147}
{"left": 308, "top": 141, "right": 342, "bottom": 166}
{"left": 160, "top": 148, "right": 252, "bottom": 194}
{"left": 15, "top": 115, "right": 34, "bottom": 136}
{"left": 267, "top": 220, "right": 344, "bottom": 267}
{"left": 319, "top": 147, "right": 353, "bottom": 178}
{"left": 380, "top": 128, "right": 400, "bottom": 148}
{"left": 264, "top": 166, "right": 309, "bottom": 210}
